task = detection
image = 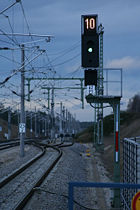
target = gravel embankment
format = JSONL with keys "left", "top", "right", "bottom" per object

{"left": 0, "top": 144, "right": 41, "bottom": 179}
{"left": 24, "top": 143, "right": 112, "bottom": 210}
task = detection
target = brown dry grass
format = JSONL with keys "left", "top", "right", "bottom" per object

{"left": 77, "top": 115, "right": 140, "bottom": 180}
{"left": 101, "top": 118, "right": 140, "bottom": 180}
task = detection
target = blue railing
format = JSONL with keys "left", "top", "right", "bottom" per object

{"left": 68, "top": 182, "right": 140, "bottom": 210}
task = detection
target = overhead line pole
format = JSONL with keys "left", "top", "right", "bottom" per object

{"left": 20, "top": 44, "right": 25, "bottom": 157}
{"left": 51, "top": 88, "right": 55, "bottom": 140}
{"left": 59, "top": 102, "right": 63, "bottom": 137}
{"left": 41, "top": 86, "right": 85, "bottom": 109}
{"left": 8, "top": 107, "right": 11, "bottom": 140}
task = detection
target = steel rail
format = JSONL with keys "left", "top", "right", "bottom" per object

{"left": 0, "top": 142, "right": 45, "bottom": 188}
{"left": 13, "top": 146, "right": 62, "bottom": 210}
{"left": 0, "top": 138, "right": 74, "bottom": 209}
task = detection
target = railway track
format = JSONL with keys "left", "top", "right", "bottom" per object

{"left": 0, "top": 141, "right": 19, "bottom": 150}
{"left": 0, "top": 143, "right": 45, "bottom": 188}
{"left": 0, "top": 141, "right": 63, "bottom": 210}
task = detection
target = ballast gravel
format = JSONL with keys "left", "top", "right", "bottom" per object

{"left": 24, "top": 143, "right": 112, "bottom": 210}
{"left": 0, "top": 144, "right": 41, "bottom": 179}
{"left": 0, "top": 147, "right": 59, "bottom": 210}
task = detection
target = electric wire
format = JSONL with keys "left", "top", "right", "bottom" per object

{"left": 57, "top": 66, "right": 82, "bottom": 87}
{"left": 19, "top": 0, "right": 35, "bottom": 44}
{"left": 0, "top": 28, "right": 20, "bottom": 46}
{"left": 3, "top": 14, "right": 19, "bottom": 46}
{"left": 0, "top": 38, "right": 13, "bottom": 45}
{"left": 0, "top": 1, "right": 54, "bottom": 111}
{"left": 0, "top": 50, "right": 45, "bottom": 86}
{"left": 48, "top": 40, "right": 80, "bottom": 56}
{"left": 33, "top": 42, "right": 81, "bottom": 88}
{"left": 1, "top": 1, "right": 44, "bottom": 71}
{"left": 0, "top": 0, "right": 19, "bottom": 16}
{"left": 47, "top": 42, "right": 80, "bottom": 64}
{"left": 24, "top": 41, "right": 81, "bottom": 91}
{"left": 0, "top": 2, "right": 83, "bottom": 118}
{"left": 51, "top": 52, "right": 80, "bottom": 67}
{"left": 27, "top": 72, "right": 56, "bottom": 94}
{"left": 0, "top": 54, "right": 20, "bottom": 65}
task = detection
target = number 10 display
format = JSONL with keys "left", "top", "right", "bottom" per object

{"left": 81, "top": 15, "right": 99, "bottom": 68}
{"left": 85, "top": 18, "right": 96, "bottom": 30}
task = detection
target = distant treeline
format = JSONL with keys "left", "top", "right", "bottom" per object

{"left": 79, "top": 121, "right": 93, "bottom": 129}
{"left": 127, "top": 93, "right": 140, "bottom": 113}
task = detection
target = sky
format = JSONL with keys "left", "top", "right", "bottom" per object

{"left": 0, "top": 0, "right": 140, "bottom": 121}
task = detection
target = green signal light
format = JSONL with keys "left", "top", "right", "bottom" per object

{"left": 88, "top": 47, "right": 93, "bottom": 53}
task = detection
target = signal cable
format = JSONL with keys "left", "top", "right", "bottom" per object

{"left": 34, "top": 187, "right": 96, "bottom": 210}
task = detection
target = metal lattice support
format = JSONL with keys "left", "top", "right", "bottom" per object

{"left": 95, "top": 24, "right": 104, "bottom": 151}
{"left": 86, "top": 94, "right": 121, "bottom": 208}
{"left": 98, "top": 28, "right": 104, "bottom": 95}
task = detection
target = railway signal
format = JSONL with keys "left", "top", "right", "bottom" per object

{"left": 81, "top": 15, "right": 99, "bottom": 68}
{"left": 84, "top": 69, "right": 97, "bottom": 86}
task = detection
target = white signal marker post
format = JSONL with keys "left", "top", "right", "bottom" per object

{"left": 115, "top": 104, "right": 119, "bottom": 162}
{"left": 113, "top": 102, "right": 121, "bottom": 208}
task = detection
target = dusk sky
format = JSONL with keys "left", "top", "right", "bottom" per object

{"left": 0, "top": 0, "right": 140, "bottom": 121}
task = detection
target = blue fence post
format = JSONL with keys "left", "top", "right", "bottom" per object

{"left": 68, "top": 183, "right": 74, "bottom": 210}
{"left": 68, "top": 182, "right": 140, "bottom": 209}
